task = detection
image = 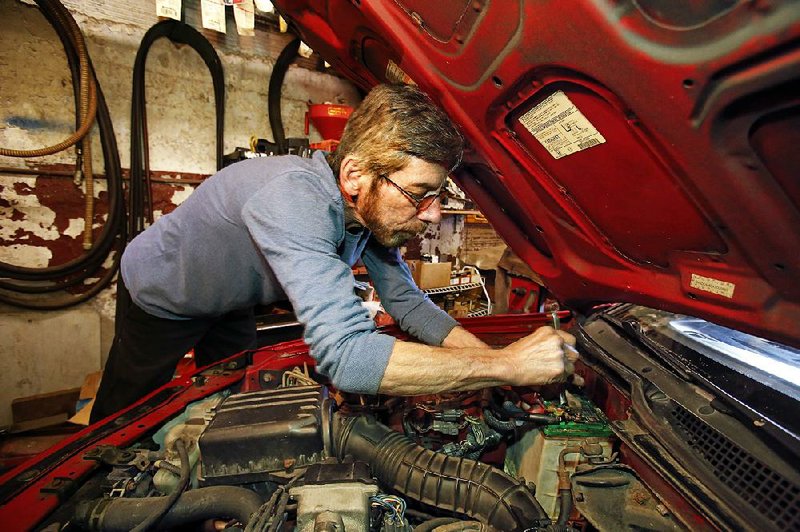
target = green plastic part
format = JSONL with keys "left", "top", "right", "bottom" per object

{"left": 541, "top": 397, "right": 613, "bottom": 438}
{"left": 542, "top": 421, "right": 613, "bottom": 438}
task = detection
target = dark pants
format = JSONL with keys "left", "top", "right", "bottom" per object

{"left": 91, "top": 279, "right": 257, "bottom": 423}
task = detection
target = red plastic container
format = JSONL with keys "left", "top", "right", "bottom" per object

{"left": 305, "top": 103, "right": 353, "bottom": 141}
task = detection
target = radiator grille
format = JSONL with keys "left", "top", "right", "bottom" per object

{"left": 670, "top": 406, "right": 800, "bottom": 529}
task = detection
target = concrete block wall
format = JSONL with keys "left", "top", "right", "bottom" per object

{"left": 0, "top": 0, "right": 360, "bottom": 427}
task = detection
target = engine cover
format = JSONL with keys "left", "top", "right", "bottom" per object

{"left": 198, "top": 385, "right": 332, "bottom": 485}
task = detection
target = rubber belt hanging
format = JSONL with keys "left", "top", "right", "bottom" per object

{"left": 0, "top": 0, "right": 126, "bottom": 310}
{"left": 268, "top": 37, "right": 300, "bottom": 155}
{"left": 129, "top": 20, "right": 225, "bottom": 239}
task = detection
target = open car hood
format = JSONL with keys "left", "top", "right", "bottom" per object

{"left": 273, "top": 0, "right": 800, "bottom": 348}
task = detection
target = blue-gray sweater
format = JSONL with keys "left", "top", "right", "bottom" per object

{"left": 121, "top": 151, "right": 458, "bottom": 394}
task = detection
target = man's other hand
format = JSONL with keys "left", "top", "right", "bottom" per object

{"left": 501, "top": 326, "right": 578, "bottom": 386}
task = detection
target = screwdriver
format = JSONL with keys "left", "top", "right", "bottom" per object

{"left": 548, "top": 302, "right": 577, "bottom": 355}
{"left": 547, "top": 303, "right": 582, "bottom": 404}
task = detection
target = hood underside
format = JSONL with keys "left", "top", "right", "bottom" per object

{"left": 274, "top": 0, "right": 800, "bottom": 348}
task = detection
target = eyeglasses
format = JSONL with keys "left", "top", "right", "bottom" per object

{"left": 380, "top": 174, "right": 445, "bottom": 213}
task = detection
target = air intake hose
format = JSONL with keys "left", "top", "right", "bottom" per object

{"left": 332, "top": 414, "right": 551, "bottom": 531}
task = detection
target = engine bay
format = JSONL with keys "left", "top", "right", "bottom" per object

{"left": 65, "top": 380, "right": 673, "bottom": 532}
{"left": 5, "top": 308, "right": 798, "bottom": 531}
{"left": 27, "top": 319, "right": 676, "bottom": 531}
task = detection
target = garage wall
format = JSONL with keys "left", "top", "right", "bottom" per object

{"left": 0, "top": 0, "right": 360, "bottom": 427}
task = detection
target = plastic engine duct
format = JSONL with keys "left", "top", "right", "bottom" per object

{"left": 332, "top": 413, "right": 551, "bottom": 531}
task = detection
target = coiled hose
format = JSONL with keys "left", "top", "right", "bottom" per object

{"left": 0, "top": 0, "right": 125, "bottom": 309}
{"left": 0, "top": 1, "right": 96, "bottom": 158}
{"left": 333, "top": 414, "right": 552, "bottom": 532}
{"left": 129, "top": 19, "right": 225, "bottom": 238}
{"left": 268, "top": 37, "right": 300, "bottom": 155}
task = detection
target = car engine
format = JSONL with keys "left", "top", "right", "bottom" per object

{"left": 56, "top": 355, "right": 682, "bottom": 532}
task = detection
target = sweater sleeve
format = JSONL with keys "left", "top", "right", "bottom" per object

{"left": 241, "top": 172, "right": 394, "bottom": 394}
{"left": 361, "top": 239, "right": 459, "bottom": 346}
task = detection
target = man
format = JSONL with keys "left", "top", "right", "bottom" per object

{"left": 91, "top": 84, "right": 576, "bottom": 422}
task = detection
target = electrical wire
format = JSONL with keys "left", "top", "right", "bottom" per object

{"left": 281, "top": 363, "right": 316, "bottom": 387}
{"left": 370, "top": 493, "right": 407, "bottom": 523}
{"left": 245, "top": 472, "right": 304, "bottom": 532}
{"left": 266, "top": 489, "right": 291, "bottom": 532}
{"left": 463, "top": 266, "right": 492, "bottom": 314}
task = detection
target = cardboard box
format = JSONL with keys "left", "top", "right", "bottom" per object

{"left": 450, "top": 300, "right": 472, "bottom": 318}
{"left": 406, "top": 260, "right": 452, "bottom": 289}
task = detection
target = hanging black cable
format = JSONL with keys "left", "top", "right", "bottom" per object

{"left": 0, "top": 0, "right": 126, "bottom": 309}
{"left": 268, "top": 37, "right": 300, "bottom": 155}
{"left": 129, "top": 20, "right": 225, "bottom": 239}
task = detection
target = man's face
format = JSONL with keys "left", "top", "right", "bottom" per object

{"left": 357, "top": 157, "right": 448, "bottom": 248}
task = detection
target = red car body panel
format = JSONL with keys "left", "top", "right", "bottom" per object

{"left": 273, "top": 0, "right": 800, "bottom": 348}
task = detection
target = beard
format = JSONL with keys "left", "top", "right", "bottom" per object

{"left": 358, "top": 181, "right": 427, "bottom": 248}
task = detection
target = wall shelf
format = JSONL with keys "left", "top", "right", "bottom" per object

{"left": 423, "top": 282, "right": 482, "bottom": 295}
{"left": 467, "top": 305, "right": 489, "bottom": 318}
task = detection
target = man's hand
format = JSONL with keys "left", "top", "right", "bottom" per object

{"left": 501, "top": 326, "right": 578, "bottom": 386}
{"left": 378, "top": 325, "right": 578, "bottom": 396}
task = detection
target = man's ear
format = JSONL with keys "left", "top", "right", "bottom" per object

{"left": 339, "top": 156, "right": 367, "bottom": 197}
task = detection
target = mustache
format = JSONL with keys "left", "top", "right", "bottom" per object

{"left": 400, "top": 219, "right": 428, "bottom": 234}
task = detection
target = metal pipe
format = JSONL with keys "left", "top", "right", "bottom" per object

{"left": 0, "top": 165, "right": 206, "bottom": 184}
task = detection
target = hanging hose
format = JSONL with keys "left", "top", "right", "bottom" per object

{"left": 268, "top": 37, "right": 300, "bottom": 155}
{"left": 2, "top": 0, "right": 98, "bottom": 265}
{"left": 82, "top": 138, "right": 94, "bottom": 249}
{"left": 0, "top": 0, "right": 97, "bottom": 158}
{"left": 333, "top": 414, "right": 552, "bottom": 531}
{"left": 129, "top": 19, "right": 225, "bottom": 238}
{"left": 0, "top": 0, "right": 125, "bottom": 309}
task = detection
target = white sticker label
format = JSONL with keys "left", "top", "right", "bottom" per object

{"left": 201, "top": 0, "right": 227, "bottom": 33}
{"left": 519, "top": 91, "right": 606, "bottom": 160}
{"left": 156, "top": 0, "right": 181, "bottom": 20}
{"left": 233, "top": 0, "right": 255, "bottom": 36}
{"left": 690, "top": 274, "right": 736, "bottom": 299}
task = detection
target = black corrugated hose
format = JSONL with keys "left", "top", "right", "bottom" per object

{"left": 333, "top": 414, "right": 552, "bottom": 532}
{"left": 129, "top": 20, "right": 225, "bottom": 239}
{"left": 0, "top": 0, "right": 126, "bottom": 309}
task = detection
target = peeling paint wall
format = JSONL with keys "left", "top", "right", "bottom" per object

{"left": 0, "top": 0, "right": 359, "bottom": 425}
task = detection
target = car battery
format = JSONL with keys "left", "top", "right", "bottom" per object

{"left": 505, "top": 396, "right": 614, "bottom": 519}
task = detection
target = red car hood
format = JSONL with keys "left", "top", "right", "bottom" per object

{"left": 274, "top": 0, "right": 800, "bottom": 348}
